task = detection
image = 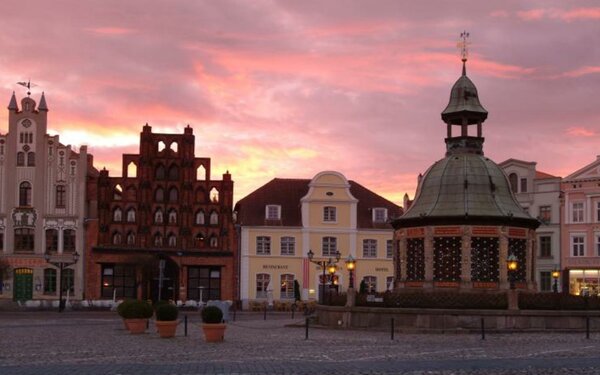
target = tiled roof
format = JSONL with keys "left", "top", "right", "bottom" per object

{"left": 535, "top": 170, "right": 558, "bottom": 180}
{"left": 234, "top": 178, "right": 402, "bottom": 229}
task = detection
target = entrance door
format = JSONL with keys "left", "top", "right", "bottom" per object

{"left": 151, "top": 258, "right": 178, "bottom": 302}
{"left": 13, "top": 268, "right": 33, "bottom": 301}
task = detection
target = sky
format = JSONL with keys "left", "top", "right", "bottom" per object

{"left": 0, "top": 1, "right": 599, "bottom": 206}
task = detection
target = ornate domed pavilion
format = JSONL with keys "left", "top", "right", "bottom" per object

{"left": 392, "top": 39, "right": 539, "bottom": 292}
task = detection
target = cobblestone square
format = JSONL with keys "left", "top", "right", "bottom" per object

{"left": 1, "top": 311, "right": 600, "bottom": 374}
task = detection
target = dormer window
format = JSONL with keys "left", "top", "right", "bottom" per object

{"left": 373, "top": 208, "right": 388, "bottom": 223}
{"left": 323, "top": 206, "right": 336, "bottom": 222}
{"left": 265, "top": 205, "right": 281, "bottom": 220}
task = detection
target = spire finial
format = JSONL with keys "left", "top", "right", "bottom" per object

{"left": 457, "top": 31, "right": 470, "bottom": 76}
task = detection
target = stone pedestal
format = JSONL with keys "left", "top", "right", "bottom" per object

{"left": 345, "top": 288, "right": 356, "bottom": 307}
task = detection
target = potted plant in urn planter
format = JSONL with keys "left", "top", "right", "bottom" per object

{"left": 201, "top": 305, "right": 226, "bottom": 342}
{"left": 155, "top": 303, "right": 179, "bottom": 338}
{"left": 120, "top": 299, "right": 154, "bottom": 334}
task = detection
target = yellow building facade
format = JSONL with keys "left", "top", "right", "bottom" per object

{"left": 235, "top": 171, "right": 402, "bottom": 307}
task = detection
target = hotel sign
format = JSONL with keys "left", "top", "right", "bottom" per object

{"left": 262, "top": 265, "right": 289, "bottom": 270}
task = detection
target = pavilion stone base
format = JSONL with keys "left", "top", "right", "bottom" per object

{"left": 317, "top": 305, "right": 600, "bottom": 332}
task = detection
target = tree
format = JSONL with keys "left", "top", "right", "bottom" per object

{"left": 359, "top": 279, "right": 367, "bottom": 294}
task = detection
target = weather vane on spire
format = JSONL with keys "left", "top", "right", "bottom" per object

{"left": 17, "top": 80, "right": 37, "bottom": 97}
{"left": 457, "top": 31, "right": 470, "bottom": 62}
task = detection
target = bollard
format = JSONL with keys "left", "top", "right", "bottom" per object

{"left": 481, "top": 317, "right": 485, "bottom": 340}
{"left": 391, "top": 318, "right": 395, "bottom": 340}
{"left": 305, "top": 317, "right": 309, "bottom": 340}
{"left": 586, "top": 316, "right": 590, "bottom": 339}
{"left": 146, "top": 319, "right": 149, "bottom": 329}
{"left": 184, "top": 314, "right": 188, "bottom": 337}
{"left": 233, "top": 306, "right": 237, "bottom": 322}
{"left": 291, "top": 304, "right": 295, "bottom": 319}
{"left": 264, "top": 305, "right": 267, "bottom": 321}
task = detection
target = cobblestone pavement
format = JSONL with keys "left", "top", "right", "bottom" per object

{"left": 1, "top": 311, "right": 600, "bottom": 374}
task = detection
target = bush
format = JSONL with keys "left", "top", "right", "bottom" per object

{"left": 201, "top": 305, "right": 223, "bottom": 324}
{"left": 155, "top": 303, "right": 179, "bottom": 321}
{"left": 519, "top": 293, "right": 600, "bottom": 310}
{"left": 117, "top": 299, "right": 135, "bottom": 318}
{"left": 119, "top": 300, "right": 154, "bottom": 319}
{"left": 153, "top": 300, "right": 170, "bottom": 310}
{"left": 354, "top": 291, "right": 508, "bottom": 310}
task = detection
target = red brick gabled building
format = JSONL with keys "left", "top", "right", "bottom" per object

{"left": 86, "top": 124, "right": 237, "bottom": 303}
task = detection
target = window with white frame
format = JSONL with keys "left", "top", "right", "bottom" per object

{"left": 265, "top": 205, "right": 281, "bottom": 220}
{"left": 596, "top": 235, "right": 600, "bottom": 256}
{"left": 323, "top": 206, "right": 336, "bottom": 222}
{"left": 572, "top": 202, "right": 584, "bottom": 223}
{"left": 322, "top": 236, "right": 337, "bottom": 256}
{"left": 256, "top": 236, "right": 271, "bottom": 255}
{"left": 540, "top": 271, "right": 551, "bottom": 292}
{"left": 539, "top": 236, "right": 552, "bottom": 257}
{"left": 538, "top": 206, "right": 551, "bottom": 223}
{"left": 572, "top": 235, "right": 585, "bottom": 257}
{"left": 280, "top": 274, "right": 295, "bottom": 299}
{"left": 373, "top": 208, "right": 388, "bottom": 223}
{"left": 280, "top": 236, "right": 295, "bottom": 256}
{"left": 386, "top": 240, "right": 393, "bottom": 259}
{"left": 256, "top": 273, "right": 270, "bottom": 298}
{"left": 362, "top": 239, "right": 377, "bottom": 258}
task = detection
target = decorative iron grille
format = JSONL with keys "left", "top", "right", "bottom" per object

{"left": 433, "top": 236, "right": 462, "bottom": 281}
{"left": 406, "top": 238, "right": 425, "bottom": 281}
{"left": 471, "top": 237, "right": 500, "bottom": 282}
{"left": 509, "top": 238, "right": 527, "bottom": 282}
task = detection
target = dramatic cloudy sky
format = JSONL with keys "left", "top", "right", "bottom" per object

{"left": 0, "top": 1, "right": 598, "bottom": 205}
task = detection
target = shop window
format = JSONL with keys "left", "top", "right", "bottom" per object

{"left": 256, "top": 236, "right": 271, "bottom": 255}
{"left": 280, "top": 237, "right": 295, "bottom": 256}
{"left": 101, "top": 264, "right": 136, "bottom": 299}
{"left": 63, "top": 229, "right": 76, "bottom": 253}
{"left": 56, "top": 185, "right": 66, "bottom": 208}
{"left": 19, "top": 181, "right": 32, "bottom": 206}
{"left": 256, "top": 273, "right": 270, "bottom": 299}
{"left": 280, "top": 274, "right": 294, "bottom": 299}
{"left": 187, "top": 266, "right": 221, "bottom": 302}
{"left": 362, "top": 239, "right": 377, "bottom": 258}
{"left": 15, "top": 228, "right": 34, "bottom": 252}
{"left": 323, "top": 206, "right": 336, "bottom": 222}
{"left": 44, "top": 268, "right": 57, "bottom": 295}
{"left": 322, "top": 236, "right": 337, "bottom": 257}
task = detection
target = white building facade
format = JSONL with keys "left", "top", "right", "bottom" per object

{"left": 499, "top": 159, "right": 561, "bottom": 292}
{"left": 0, "top": 92, "right": 88, "bottom": 303}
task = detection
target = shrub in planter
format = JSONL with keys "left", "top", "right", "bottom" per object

{"left": 155, "top": 303, "right": 179, "bottom": 338}
{"left": 201, "top": 305, "right": 226, "bottom": 342}
{"left": 120, "top": 300, "right": 154, "bottom": 334}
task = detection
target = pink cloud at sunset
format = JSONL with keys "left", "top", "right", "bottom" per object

{"left": 0, "top": 0, "right": 599, "bottom": 206}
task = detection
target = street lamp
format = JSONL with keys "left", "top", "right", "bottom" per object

{"left": 345, "top": 255, "right": 356, "bottom": 289}
{"left": 552, "top": 268, "right": 560, "bottom": 293}
{"left": 507, "top": 254, "right": 518, "bottom": 290}
{"left": 307, "top": 249, "right": 341, "bottom": 304}
{"left": 44, "top": 251, "right": 80, "bottom": 312}
{"left": 327, "top": 263, "right": 337, "bottom": 305}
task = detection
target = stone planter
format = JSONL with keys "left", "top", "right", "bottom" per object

{"left": 202, "top": 323, "right": 226, "bottom": 342}
{"left": 125, "top": 319, "right": 148, "bottom": 334}
{"left": 155, "top": 320, "right": 179, "bottom": 338}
